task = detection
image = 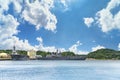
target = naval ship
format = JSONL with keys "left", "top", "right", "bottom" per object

{"left": 11, "top": 46, "right": 29, "bottom": 60}
{"left": 37, "top": 50, "right": 87, "bottom": 60}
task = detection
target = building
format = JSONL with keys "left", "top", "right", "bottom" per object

{"left": 27, "top": 49, "right": 36, "bottom": 59}
{"left": 0, "top": 53, "right": 11, "bottom": 59}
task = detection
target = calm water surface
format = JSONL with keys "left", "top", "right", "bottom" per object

{"left": 0, "top": 60, "right": 120, "bottom": 80}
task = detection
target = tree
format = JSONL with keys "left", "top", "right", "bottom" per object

{"left": 87, "top": 49, "right": 120, "bottom": 59}
{"left": 0, "top": 50, "right": 12, "bottom": 54}
{"left": 36, "top": 51, "right": 50, "bottom": 57}
{"left": 17, "top": 50, "right": 27, "bottom": 55}
{"left": 61, "top": 51, "right": 75, "bottom": 57}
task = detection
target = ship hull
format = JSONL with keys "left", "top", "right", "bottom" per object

{"left": 37, "top": 56, "right": 86, "bottom": 60}
{"left": 11, "top": 54, "right": 29, "bottom": 60}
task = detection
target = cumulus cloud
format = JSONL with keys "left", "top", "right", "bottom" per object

{"left": 12, "top": 0, "right": 22, "bottom": 13}
{"left": 35, "top": 39, "right": 90, "bottom": 54}
{"left": 35, "top": 39, "right": 88, "bottom": 54}
{"left": 0, "top": 14, "right": 35, "bottom": 50}
{"left": 0, "top": 36, "right": 35, "bottom": 50}
{"left": 0, "top": 0, "right": 36, "bottom": 50}
{"left": 84, "top": 0, "right": 120, "bottom": 32}
{"left": 92, "top": 45, "right": 105, "bottom": 52}
{"left": 0, "top": 0, "right": 11, "bottom": 13}
{"left": 84, "top": 17, "right": 94, "bottom": 27}
{"left": 118, "top": 43, "right": 120, "bottom": 50}
{"left": 0, "top": 0, "right": 64, "bottom": 50}
{"left": 59, "top": 0, "right": 68, "bottom": 11}
{"left": 0, "top": 0, "right": 71, "bottom": 51}
{"left": 36, "top": 37, "right": 43, "bottom": 43}
{"left": 0, "top": 14, "right": 19, "bottom": 39}
{"left": 95, "top": 0, "right": 120, "bottom": 32}
{"left": 22, "top": 0, "right": 57, "bottom": 31}
{"left": 35, "top": 37, "right": 66, "bottom": 52}
{"left": 0, "top": 0, "right": 89, "bottom": 54}
{"left": 55, "top": 0, "right": 77, "bottom": 12}
{"left": 69, "top": 41, "right": 88, "bottom": 54}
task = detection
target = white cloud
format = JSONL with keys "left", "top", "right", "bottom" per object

{"left": 107, "top": 0, "right": 120, "bottom": 10}
{"left": 69, "top": 41, "right": 88, "bottom": 55}
{"left": 0, "top": 0, "right": 58, "bottom": 50}
{"left": 118, "top": 43, "right": 120, "bottom": 50}
{"left": 0, "top": 14, "right": 19, "bottom": 39}
{"left": 35, "top": 37, "right": 66, "bottom": 52}
{"left": 0, "top": 0, "right": 37, "bottom": 50}
{"left": 0, "top": 0, "right": 79, "bottom": 52}
{"left": 12, "top": 0, "right": 22, "bottom": 13}
{"left": 95, "top": 0, "right": 120, "bottom": 32}
{"left": 36, "top": 37, "right": 43, "bottom": 43}
{"left": 55, "top": 0, "right": 78, "bottom": 12}
{"left": 0, "top": 0, "right": 11, "bottom": 13}
{"left": 0, "top": 36, "right": 35, "bottom": 50}
{"left": 35, "top": 39, "right": 88, "bottom": 54}
{"left": 92, "top": 45, "right": 105, "bottom": 52}
{"left": 22, "top": 0, "right": 57, "bottom": 31}
{"left": 60, "top": 0, "right": 68, "bottom": 11}
{"left": 0, "top": 14, "right": 35, "bottom": 50}
{"left": 84, "top": 17, "right": 94, "bottom": 27}
{"left": 60, "top": 0, "right": 66, "bottom": 6}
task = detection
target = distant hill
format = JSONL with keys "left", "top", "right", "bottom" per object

{"left": 87, "top": 49, "right": 120, "bottom": 60}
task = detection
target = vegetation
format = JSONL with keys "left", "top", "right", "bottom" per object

{"left": 0, "top": 50, "right": 27, "bottom": 55}
{"left": 0, "top": 50, "right": 12, "bottom": 54}
{"left": 1, "top": 48, "right": 120, "bottom": 60}
{"left": 87, "top": 49, "right": 120, "bottom": 59}
{"left": 61, "top": 51, "right": 75, "bottom": 56}
{"left": 36, "top": 51, "right": 50, "bottom": 57}
{"left": 17, "top": 50, "right": 27, "bottom": 55}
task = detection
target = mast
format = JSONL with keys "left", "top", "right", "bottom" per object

{"left": 12, "top": 45, "right": 17, "bottom": 54}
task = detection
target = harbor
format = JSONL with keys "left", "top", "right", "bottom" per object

{"left": 0, "top": 45, "right": 87, "bottom": 60}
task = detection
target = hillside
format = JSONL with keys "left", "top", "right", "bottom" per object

{"left": 87, "top": 49, "right": 120, "bottom": 60}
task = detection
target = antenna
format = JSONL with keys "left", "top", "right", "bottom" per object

{"left": 12, "top": 39, "right": 17, "bottom": 54}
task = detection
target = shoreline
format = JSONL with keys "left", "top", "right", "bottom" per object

{"left": 1, "top": 59, "right": 120, "bottom": 61}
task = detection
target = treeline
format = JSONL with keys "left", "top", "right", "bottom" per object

{"left": 1, "top": 49, "right": 120, "bottom": 59}
{"left": 0, "top": 50, "right": 12, "bottom": 54}
{"left": 87, "top": 49, "right": 120, "bottom": 59}
{"left": 36, "top": 51, "right": 76, "bottom": 57}
{"left": 0, "top": 50, "right": 78, "bottom": 57}
{"left": 0, "top": 50, "right": 27, "bottom": 55}
{"left": 36, "top": 51, "right": 51, "bottom": 57}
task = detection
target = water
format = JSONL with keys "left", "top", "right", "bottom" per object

{"left": 0, "top": 60, "right": 120, "bottom": 80}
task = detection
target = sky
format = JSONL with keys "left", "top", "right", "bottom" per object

{"left": 0, "top": 0, "right": 120, "bottom": 54}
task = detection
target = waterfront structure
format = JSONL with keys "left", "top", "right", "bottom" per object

{"left": 46, "top": 49, "right": 62, "bottom": 58}
{"left": 36, "top": 55, "right": 42, "bottom": 58}
{"left": 0, "top": 53, "right": 11, "bottom": 59}
{"left": 27, "top": 49, "right": 36, "bottom": 59}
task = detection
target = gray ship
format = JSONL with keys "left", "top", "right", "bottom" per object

{"left": 11, "top": 46, "right": 29, "bottom": 60}
{"left": 37, "top": 56, "right": 86, "bottom": 60}
{"left": 37, "top": 50, "right": 87, "bottom": 60}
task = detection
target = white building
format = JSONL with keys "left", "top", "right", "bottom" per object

{"left": 0, "top": 53, "right": 11, "bottom": 59}
{"left": 27, "top": 50, "right": 36, "bottom": 59}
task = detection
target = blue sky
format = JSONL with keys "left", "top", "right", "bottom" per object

{"left": 0, "top": 0, "right": 120, "bottom": 54}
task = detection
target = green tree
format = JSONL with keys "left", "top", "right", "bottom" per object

{"left": 37, "top": 51, "right": 50, "bottom": 57}
{"left": 0, "top": 50, "right": 12, "bottom": 54}
{"left": 87, "top": 49, "right": 120, "bottom": 59}
{"left": 17, "top": 50, "right": 27, "bottom": 55}
{"left": 61, "top": 51, "right": 75, "bottom": 57}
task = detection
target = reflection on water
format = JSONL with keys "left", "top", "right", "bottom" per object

{"left": 0, "top": 60, "right": 120, "bottom": 80}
